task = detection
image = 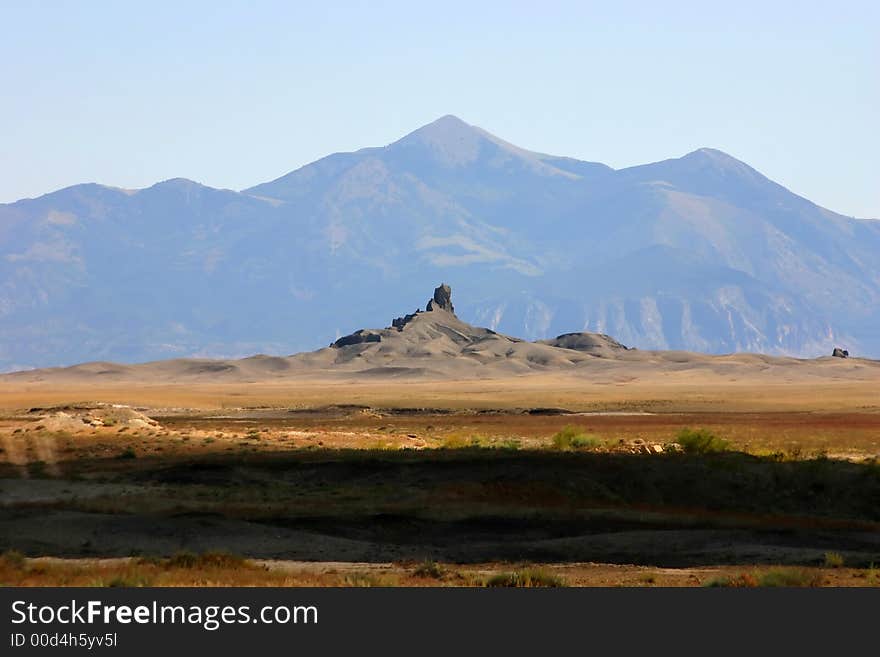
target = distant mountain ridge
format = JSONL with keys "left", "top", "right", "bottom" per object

{"left": 1, "top": 115, "right": 878, "bottom": 370}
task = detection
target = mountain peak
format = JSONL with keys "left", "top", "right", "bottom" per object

{"left": 675, "top": 147, "right": 778, "bottom": 189}
{"left": 141, "top": 178, "right": 226, "bottom": 198}
{"left": 391, "top": 114, "right": 483, "bottom": 146}
{"left": 428, "top": 114, "right": 469, "bottom": 128}
{"left": 620, "top": 146, "right": 770, "bottom": 189}
{"left": 391, "top": 114, "right": 487, "bottom": 162}
{"left": 149, "top": 177, "right": 205, "bottom": 190}
{"left": 682, "top": 147, "right": 747, "bottom": 167}
{"left": 390, "top": 116, "right": 580, "bottom": 179}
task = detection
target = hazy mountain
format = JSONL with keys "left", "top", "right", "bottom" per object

{"left": 2, "top": 115, "right": 878, "bottom": 370}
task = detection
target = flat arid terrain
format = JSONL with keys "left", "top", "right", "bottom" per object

{"left": 2, "top": 287, "right": 879, "bottom": 587}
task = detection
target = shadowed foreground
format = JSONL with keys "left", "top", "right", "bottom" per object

{"left": 2, "top": 446, "right": 879, "bottom": 568}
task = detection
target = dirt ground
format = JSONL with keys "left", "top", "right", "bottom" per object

{"left": 2, "top": 555, "right": 876, "bottom": 587}
{"left": 1, "top": 375, "right": 879, "bottom": 586}
{"left": 2, "top": 372, "right": 880, "bottom": 413}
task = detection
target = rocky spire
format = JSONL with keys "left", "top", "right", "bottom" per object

{"left": 426, "top": 283, "right": 454, "bottom": 314}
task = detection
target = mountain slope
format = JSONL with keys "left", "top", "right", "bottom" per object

{"left": 1, "top": 115, "right": 878, "bottom": 370}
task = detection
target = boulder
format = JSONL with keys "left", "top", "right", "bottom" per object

{"left": 832, "top": 347, "right": 849, "bottom": 358}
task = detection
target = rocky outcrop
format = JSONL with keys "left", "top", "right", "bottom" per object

{"left": 30, "top": 404, "right": 161, "bottom": 432}
{"left": 543, "top": 332, "right": 630, "bottom": 352}
{"left": 426, "top": 284, "right": 454, "bottom": 314}
{"left": 391, "top": 310, "right": 420, "bottom": 331}
{"left": 391, "top": 284, "right": 455, "bottom": 331}
{"left": 832, "top": 347, "right": 850, "bottom": 358}
{"left": 322, "top": 284, "right": 636, "bottom": 376}
{"left": 332, "top": 330, "right": 381, "bottom": 348}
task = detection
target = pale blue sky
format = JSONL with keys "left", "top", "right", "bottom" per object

{"left": 1, "top": 1, "right": 877, "bottom": 217}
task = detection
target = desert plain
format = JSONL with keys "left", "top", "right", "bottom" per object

{"left": 2, "top": 351, "right": 879, "bottom": 588}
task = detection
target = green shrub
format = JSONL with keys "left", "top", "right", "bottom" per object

{"left": 571, "top": 435, "right": 601, "bottom": 449}
{"left": 413, "top": 560, "right": 445, "bottom": 579}
{"left": 675, "top": 428, "right": 730, "bottom": 454}
{"left": 758, "top": 568, "right": 821, "bottom": 587}
{"left": 440, "top": 435, "right": 469, "bottom": 449}
{"left": 824, "top": 552, "right": 845, "bottom": 568}
{"left": 551, "top": 426, "right": 601, "bottom": 450}
{"left": 705, "top": 569, "right": 821, "bottom": 587}
{"left": 485, "top": 568, "right": 565, "bottom": 587}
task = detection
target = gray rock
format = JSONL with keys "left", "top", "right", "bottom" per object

{"left": 391, "top": 310, "right": 421, "bottom": 331}
{"left": 332, "top": 331, "right": 381, "bottom": 348}
{"left": 426, "top": 283, "right": 454, "bottom": 314}
{"left": 832, "top": 347, "right": 849, "bottom": 358}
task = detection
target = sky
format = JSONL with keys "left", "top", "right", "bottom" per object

{"left": 1, "top": 1, "right": 878, "bottom": 218}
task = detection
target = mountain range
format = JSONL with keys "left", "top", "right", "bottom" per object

{"left": 2, "top": 115, "right": 878, "bottom": 371}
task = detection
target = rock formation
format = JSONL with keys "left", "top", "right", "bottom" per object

{"left": 832, "top": 347, "right": 850, "bottom": 358}
{"left": 389, "top": 284, "right": 455, "bottom": 331}
{"left": 540, "top": 332, "right": 631, "bottom": 352}
{"left": 426, "top": 284, "right": 454, "bottom": 314}
{"left": 332, "top": 330, "right": 381, "bottom": 348}
{"left": 324, "top": 284, "right": 632, "bottom": 378}
{"left": 391, "top": 310, "right": 420, "bottom": 331}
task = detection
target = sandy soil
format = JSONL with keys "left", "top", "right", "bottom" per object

{"left": 2, "top": 369, "right": 879, "bottom": 414}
